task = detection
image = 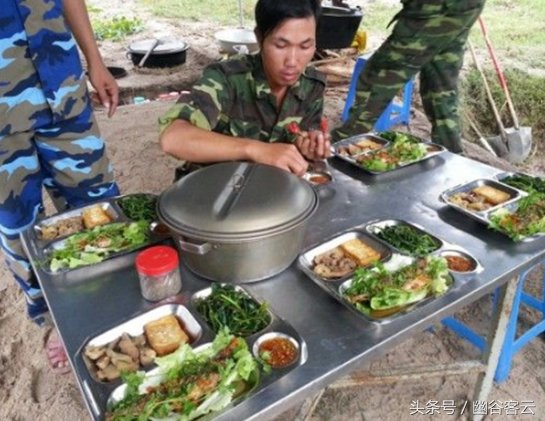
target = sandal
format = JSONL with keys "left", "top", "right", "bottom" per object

{"left": 46, "top": 329, "right": 71, "bottom": 375}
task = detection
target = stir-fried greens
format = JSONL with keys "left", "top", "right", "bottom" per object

{"left": 489, "top": 192, "right": 545, "bottom": 241}
{"left": 195, "top": 284, "right": 271, "bottom": 337}
{"left": 501, "top": 174, "right": 545, "bottom": 194}
{"left": 106, "top": 329, "right": 259, "bottom": 421}
{"left": 342, "top": 256, "right": 451, "bottom": 317}
{"left": 48, "top": 221, "right": 149, "bottom": 272}
{"left": 374, "top": 224, "right": 440, "bottom": 256}
{"left": 358, "top": 136, "right": 427, "bottom": 172}
{"left": 118, "top": 194, "right": 158, "bottom": 222}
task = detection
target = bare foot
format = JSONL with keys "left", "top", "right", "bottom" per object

{"left": 46, "top": 329, "right": 71, "bottom": 375}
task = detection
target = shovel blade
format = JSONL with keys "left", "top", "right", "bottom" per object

{"left": 506, "top": 126, "right": 532, "bottom": 164}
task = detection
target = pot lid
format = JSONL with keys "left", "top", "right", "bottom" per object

{"left": 128, "top": 39, "right": 188, "bottom": 55}
{"left": 158, "top": 162, "right": 318, "bottom": 241}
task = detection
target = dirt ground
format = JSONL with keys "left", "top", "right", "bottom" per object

{"left": 1, "top": 1, "right": 545, "bottom": 420}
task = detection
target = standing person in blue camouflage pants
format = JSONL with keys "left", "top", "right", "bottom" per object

{"left": 0, "top": 0, "right": 120, "bottom": 370}
{"left": 331, "top": 0, "right": 486, "bottom": 153}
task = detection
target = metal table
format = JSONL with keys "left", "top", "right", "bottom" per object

{"left": 25, "top": 152, "right": 545, "bottom": 421}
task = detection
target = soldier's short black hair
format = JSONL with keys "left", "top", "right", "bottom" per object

{"left": 255, "top": 0, "right": 321, "bottom": 41}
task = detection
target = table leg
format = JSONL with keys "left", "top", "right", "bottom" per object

{"left": 470, "top": 275, "right": 520, "bottom": 421}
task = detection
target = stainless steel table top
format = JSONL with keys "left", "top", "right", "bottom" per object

{"left": 27, "top": 152, "right": 545, "bottom": 421}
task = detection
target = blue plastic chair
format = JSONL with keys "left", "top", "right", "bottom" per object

{"left": 442, "top": 261, "right": 545, "bottom": 382}
{"left": 341, "top": 53, "right": 414, "bottom": 131}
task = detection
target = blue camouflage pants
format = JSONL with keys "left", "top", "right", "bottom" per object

{"left": 0, "top": 104, "right": 119, "bottom": 325}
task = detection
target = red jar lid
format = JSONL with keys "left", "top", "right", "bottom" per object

{"left": 136, "top": 246, "right": 179, "bottom": 276}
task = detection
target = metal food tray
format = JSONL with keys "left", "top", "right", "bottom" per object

{"left": 298, "top": 220, "right": 481, "bottom": 324}
{"left": 22, "top": 193, "right": 167, "bottom": 277}
{"left": 440, "top": 178, "right": 525, "bottom": 225}
{"left": 332, "top": 133, "right": 389, "bottom": 162}
{"left": 335, "top": 138, "right": 446, "bottom": 175}
{"left": 76, "top": 285, "right": 307, "bottom": 421}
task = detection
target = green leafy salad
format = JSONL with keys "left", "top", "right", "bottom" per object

{"left": 357, "top": 136, "right": 427, "bottom": 172}
{"left": 48, "top": 221, "right": 149, "bottom": 272}
{"left": 489, "top": 192, "right": 545, "bottom": 241}
{"left": 342, "top": 256, "right": 451, "bottom": 318}
{"left": 106, "top": 330, "right": 259, "bottom": 421}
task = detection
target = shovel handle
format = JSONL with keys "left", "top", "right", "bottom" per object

{"left": 467, "top": 40, "right": 507, "bottom": 139}
{"left": 478, "top": 17, "right": 520, "bottom": 129}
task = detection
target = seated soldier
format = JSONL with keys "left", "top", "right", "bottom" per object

{"left": 159, "top": 0, "right": 330, "bottom": 177}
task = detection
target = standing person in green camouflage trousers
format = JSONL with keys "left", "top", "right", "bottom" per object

{"left": 159, "top": 0, "right": 330, "bottom": 176}
{"left": 331, "top": 0, "right": 486, "bottom": 153}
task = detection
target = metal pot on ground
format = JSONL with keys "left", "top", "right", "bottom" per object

{"left": 316, "top": 5, "right": 363, "bottom": 50}
{"left": 158, "top": 162, "right": 319, "bottom": 283}
{"left": 214, "top": 28, "right": 259, "bottom": 54}
{"left": 127, "top": 39, "right": 189, "bottom": 68}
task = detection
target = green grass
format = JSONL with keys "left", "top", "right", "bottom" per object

{"left": 460, "top": 68, "right": 545, "bottom": 143}
{"left": 139, "top": 0, "right": 256, "bottom": 25}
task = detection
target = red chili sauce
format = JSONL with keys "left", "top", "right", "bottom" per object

{"left": 309, "top": 175, "right": 330, "bottom": 185}
{"left": 258, "top": 337, "right": 298, "bottom": 368}
{"left": 445, "top": 255, "right": 475, "bottom": 272}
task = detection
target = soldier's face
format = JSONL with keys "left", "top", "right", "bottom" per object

{"left": 261, "top": 17, "right": 316, "bottom": 90}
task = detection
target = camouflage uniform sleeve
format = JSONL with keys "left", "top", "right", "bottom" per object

{"left": 159, "top": 65, "right": 232, "bottom": 133}
{"left": 300, "top": 66, "right": 326, "bottom": 131}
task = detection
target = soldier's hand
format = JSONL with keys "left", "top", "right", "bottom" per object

{"left": 88, "top": 63, "right": 119, "bottom": 118}
{"left": 250, "top": 143, "right": 308, "bottom": 176}
{"left": 296, "top": 129, "right": 332, "bottom": 161}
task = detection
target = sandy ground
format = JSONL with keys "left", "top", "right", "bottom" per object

{"left": 1, "top": 1, "right": 545, "bottom": 420}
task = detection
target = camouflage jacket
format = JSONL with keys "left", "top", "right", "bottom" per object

{"left": 0, "top": 0, "right": 88, "bottom": 136}
{"left": 159, "top": 54, "right": 326, "bottom": 143}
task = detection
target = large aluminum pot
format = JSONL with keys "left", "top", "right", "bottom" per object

{"left": 214, "top": 28, "right": 259, "bottom": 54}
{"left": 158, "top": 162, "right": 319, "bottom": 283}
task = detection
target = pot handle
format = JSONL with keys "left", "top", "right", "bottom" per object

{"left": 177, "top": 238, "right": 212, "bottom": 255}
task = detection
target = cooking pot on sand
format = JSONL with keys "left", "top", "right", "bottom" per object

{"left": 127, "top": 39, "right": 189, "bottom": 68}
{"left": 158, "top": 162, "right": 318, "bottom": 283}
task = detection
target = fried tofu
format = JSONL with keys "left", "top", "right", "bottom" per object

{"left": 144, "top": 315, "right": 189, "bottom": 356}
{"left": 472, "top": 185, "right": 511, "bottom": 205}
{"left": 356, "top": 139, "right": 382, "bottom": 151}
{"left": 82, "top": 205, "right": 112, "bottom": 229}
{"left": 340, "top": 239, "right": 381, "bottom": 267}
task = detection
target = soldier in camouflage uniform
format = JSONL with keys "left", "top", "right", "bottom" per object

{"left": 331, "top": 0, "right": 486, "bottom": 153}
{"left": 160, "top": 0, "right": 329, "bottom": 176}
{"left": 0, "top": 0, "right": 120, "bottom": 325}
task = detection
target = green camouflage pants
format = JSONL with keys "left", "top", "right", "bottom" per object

{"left": 332, "top": 0, "right": 486, "bottom": 152}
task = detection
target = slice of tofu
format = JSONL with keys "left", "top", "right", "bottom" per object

{"left": 340, "top": 239, "right": 381, "bottom": 267}
{"left": 472, "top": 185, "right": 511, "bottom": 205}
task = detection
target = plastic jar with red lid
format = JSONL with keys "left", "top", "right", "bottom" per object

{"left": 135, "top": 245, "right": 182, "bottom": 301}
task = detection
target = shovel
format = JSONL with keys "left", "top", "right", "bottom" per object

{"left": 467, "top": 40, "right": 510, "bottom": 158}
{"left": 477, "top": 17, "right": 532, "bottom": 163}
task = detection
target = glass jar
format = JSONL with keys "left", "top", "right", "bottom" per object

{"left": 135, "top": 245, "right": 182, "bottom": 301}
